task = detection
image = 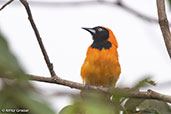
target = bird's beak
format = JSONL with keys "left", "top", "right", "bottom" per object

{"left": 82, "top": 27, "right": 96, "bottom": 35}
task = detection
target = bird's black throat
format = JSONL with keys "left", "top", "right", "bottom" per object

{"left": 91, "top": 40, "right": 112, "bottom": 50}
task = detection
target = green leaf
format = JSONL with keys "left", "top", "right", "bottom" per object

{"left": 59, "top": 105, "right": 80, "bottom": 114}
{"left": 83, "top": 99, "right": 117, "bottom": 114}
{"left": 60, "top": 92, "right": 120, "bottom": 114}
{"left": 0, "top": 31, "right": 56, "bottom": 114}
{"left": 135, "top": 110, "right": 159, "bottom": 114}
{"left": 0, "top": 32, "right": 28, "bottom": 82}
{"left": 17, "top": 92, "right": 56, "bottom": 114}
{"left": 124, "top": 98, "right": 145, "bottom": 113}
{"left": 139, "top": 100, "right": 171, "bottom": 114}
{"left": 0, "top": 85, "right": 55, "bottom": 114}
{"left": 132, "top": 77, "right": 156, "bottom": 90}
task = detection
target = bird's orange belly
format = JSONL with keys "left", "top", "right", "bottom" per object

{"left": 81, "top": 51, "right": 121, "bottom": 87}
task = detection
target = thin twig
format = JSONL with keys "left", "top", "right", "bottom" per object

{"left": 1, "top": 0, "right": 168, "bottom": 25}
{"left": 19, "top": 0, "right": 57, "bottom": 78}
{"left": 156, "top": 0, "right": 171, "bottom": 59}
{"left": 0, "top": 0, "right": 14, "bottom": 11}
{"left": 116, "top": 0, "right": 122, "bottom": 6}
{"left": 117, "top": 2, "right": 159, "bottom": 24}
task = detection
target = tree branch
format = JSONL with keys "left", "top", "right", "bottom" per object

{"left": 19, "top": 0, "right": 57, "bottom": 78}
{"left": 157, "top": 0, "right": 171, "bottom": 59}
{"left": 2, "top": 74, "right": 171, "bottom": 103}
{"left": 28, "top": 75, "right": 171, "bottom": 103}
{"left": 28, "top": 74, "right": 108, "bottom": 92}
{"left": 131, "top": 89, "right": 171, "bottom": 103}
{"left": 0, "top": 0, "right": 14, "bottom": 11}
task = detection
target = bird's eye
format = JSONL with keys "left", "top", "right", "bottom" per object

{"left": 98, "top": 28, "right": 103, "bottom": 32}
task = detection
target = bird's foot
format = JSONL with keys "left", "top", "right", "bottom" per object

{"left": 84, "top": 83, "right": 90, "bottom": 90}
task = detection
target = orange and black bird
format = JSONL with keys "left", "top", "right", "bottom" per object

{"left": 81, "top": 26, "right": 121, "bottom": 88}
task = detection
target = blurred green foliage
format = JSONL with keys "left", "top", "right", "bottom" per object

{"left": 0, "top": 31, "right": 55, "bottom": 114}
{"left": 168, "top": 0, "right": 171, "bottom": 9}
{"left": 59, "top": 78, "right": 171, "bottom": 114}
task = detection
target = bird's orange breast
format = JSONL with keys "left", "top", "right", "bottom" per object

{"left": 81, "top": 39, "right": 121, "bottom": 87}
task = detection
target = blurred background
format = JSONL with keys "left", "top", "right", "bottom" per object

{"left": 0, "top": 0, "right": 171, "bottom": 113}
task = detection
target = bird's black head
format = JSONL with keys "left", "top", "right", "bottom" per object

{"left": 82, "top": 26, "right": 109, "bottom": 42}
{"left": 82, "top": 26, "right": 112, "bottom": 50}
